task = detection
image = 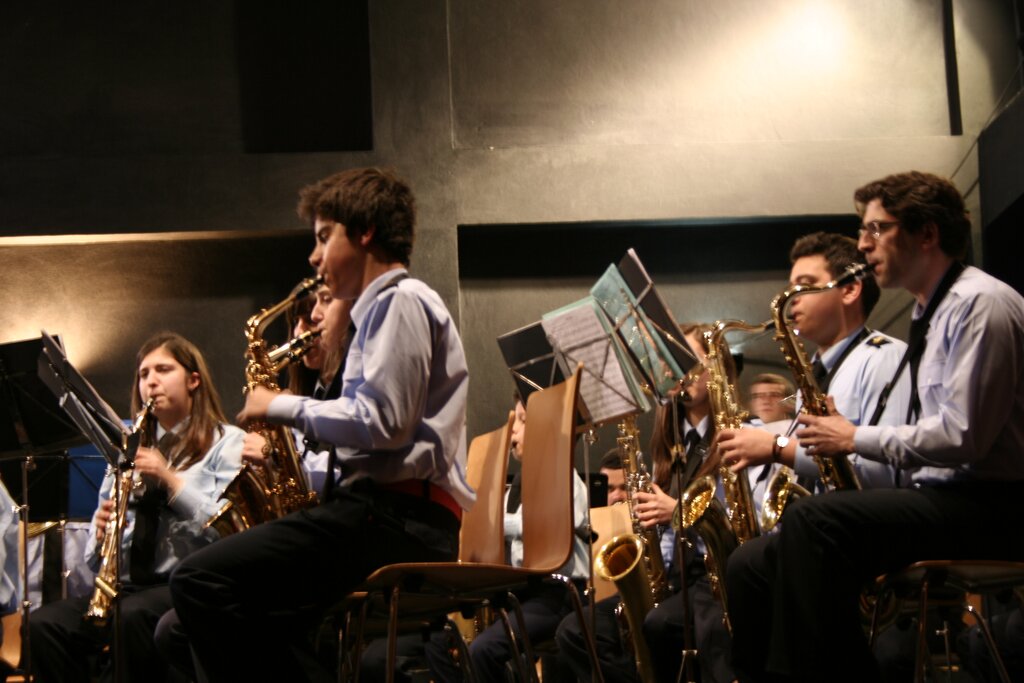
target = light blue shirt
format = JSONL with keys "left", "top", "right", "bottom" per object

{"left": 269, "top": 270, "right": 475, "bottom": 510}
{"left": 855, "top": 266, "right": 1024, "bottom": 483}
{"left": 84, "top": 422, "right": 245, "bottom": 579}
{"left": 505, "top": 470, "right": 590, "bottom": 580}
{"left": 793, "top": 325, "right": 910, "bottom": 489}
{"left": 0, "top": 479, "right": 19, "bottom": 615}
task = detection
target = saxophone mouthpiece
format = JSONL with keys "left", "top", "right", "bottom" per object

{"left": 832, "top": 262, "right": 876, "bottom": 288}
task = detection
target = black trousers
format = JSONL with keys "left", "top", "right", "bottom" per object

{"left": 555, "top": 577, "right": 733, "bottom": 683}
{"left": 169, "top": 482, "right": 460, "bottom": 683}
{"left": 725, "top": 482, "right": 1024, "bottom": 683}
{"left": 29, "top": 584, "right": 185, "bottom": 683}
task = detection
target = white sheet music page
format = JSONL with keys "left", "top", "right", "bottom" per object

{"left": 541, "top": 297, "right": 647, "bottom": 425}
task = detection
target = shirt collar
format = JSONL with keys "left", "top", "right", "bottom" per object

{"left": 817, "top": 325, "right": 866, "bottom": 371}
{"left": 350, "top": 267, "right": 409, "bottom": 331}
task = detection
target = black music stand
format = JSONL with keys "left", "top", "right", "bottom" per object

{"left": 0, "top": 336, "right": 87, "bottom": 680}
{"left": 36, "top": 331, "right": 138, "bottom": 683}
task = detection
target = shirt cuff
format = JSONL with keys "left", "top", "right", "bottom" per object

{"left": 792, "top": 444, "right": 821, "bottom": 480}
{"left": 853, "top": 425, "right": 885, "bottom": 460}
{"left": 267, "top": 393, "right": 304, "bottom": 427}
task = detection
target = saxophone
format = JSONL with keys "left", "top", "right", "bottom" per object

{"left": 205, "top": 276, "right": 323, "bottom": 536}
{"left": 593, "top": 415, "right": 669, "bottom": 683}
{"left": 84, "top": 398, "right": 154, "bottom": 626}
{"left": 672, "top": 320, "right": 768, "bottom": 633}
{"left": 769, "top": 262, "right": 874, "bottom": 493}
{"left": 704, "top": 320, "right": 770, "bottom": 543}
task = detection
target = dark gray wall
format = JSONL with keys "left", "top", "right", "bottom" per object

{"left": 1, "top": 0, "right": 1019, "bottom": 453}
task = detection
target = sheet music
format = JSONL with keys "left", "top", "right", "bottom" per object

{"left": 617, "top": 248, "right": 698, "bottom": 376}
{"left": 591, "top": 264, "right": 684, "bottom": 400}
{"left": 541, "top": 297, "right": 648, "bottom": 425}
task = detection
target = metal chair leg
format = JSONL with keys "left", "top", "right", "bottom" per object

{"left": 445, "top": 617, "right": 480, "bottom": 683}
{"left": 960, "top": 603, "right": 1013, "bottom": 683}
{"left": 553, "top": 575, "right": 604, "bottom": 683}
{"left": 496, "top": 606, "right": 533, "bottom": 683}
{"left": 506, "top": 592, "right": 541, "bottom": 683}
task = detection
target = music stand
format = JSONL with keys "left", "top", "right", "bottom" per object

{"left": 0, "top": 335, "right": 88, "bottom": 680}
{"left": 37, "top": 331, "right": 136, "bottom": 683}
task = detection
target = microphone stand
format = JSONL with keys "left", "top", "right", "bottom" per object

{"left": 669, "top": 395, "right": 698, "bottom": 683}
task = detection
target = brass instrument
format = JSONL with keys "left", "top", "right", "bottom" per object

{"left": 770, "top": 262, "right": 874, "bottom": 493}
{"left": 593, "top": 416, "right": 669, "bottom": 683}
{"left": 84, "top": 398, "right": 154, "bottom": 626}
{"left": 703, "top": 320, "right": 769, "bottom": 543}
{"left": 759, "top": 466, "right": 810, "bottom": 532}
{"left": 206, "top": 276, "right": 324, "bottom": 536}
{"left": 672, "top": 320, "right": 769, "bottom": 633}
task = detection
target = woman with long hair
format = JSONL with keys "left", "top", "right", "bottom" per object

{"left": 30, "top": 332, "right": 244, "bottom": 683}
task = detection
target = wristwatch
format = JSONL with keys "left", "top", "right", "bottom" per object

{"left": 772, "top": 435, "right": 790, "bottom": 463}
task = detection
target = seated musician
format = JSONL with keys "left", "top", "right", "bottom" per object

{"left": 0, "top": 479, "right": 17, "bottom": 630}
{"left": 599, "top": 447, "right": 629, "bottom": 506}
{"left": 745, "top": 373, "right": 794, "bottom": 425}
{"left": 239, "top": 282, "right": 351, "bottom": 494}
{"left": 716, "top": 232, "right": 909, "bottom": 492}
{"left": 29, "top": 332, "right": 244, "bottom": 683}
{"left": 557, "top": 325, "right": 738, "bottom": 683}
{"left": 169, "top": 167, "right": 474, "bottom": 683}
{"left": 725, "top": 171, "right": 1024, "bottom": 682}
{"left": 423, "top": 395, "right": 591, "bottom": 682}
{"left": 152, "top": 282, "right": 352, "bottom": 680}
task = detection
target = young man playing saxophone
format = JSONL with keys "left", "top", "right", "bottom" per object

{"left": 169, "top": 167, "right": 474, "bottom": 683}
{"left": 716, "top": 231, "right": 909, "bottom": 490}
{"left": 726, "top": 171, "right": 1024, "bottom": 682}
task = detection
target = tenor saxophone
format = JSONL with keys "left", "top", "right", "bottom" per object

{"left": 670, "top": 320, "right": 769, "bottom": 633}
{"left": 593, "top": 415, "right": 669, "bottom": 683}
{"left": 84, "top": 398, "right": 154, "bottom": 626}
{"left": 205, "top": 275, "right": 323, "bottom": 536}
{"left": 770, "top": 262, "right": 874, "bottom": 493}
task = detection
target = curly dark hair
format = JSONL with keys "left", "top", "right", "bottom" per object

{"left": 790, "top": 231, "right": 880, "bottom": 318}
{"left": 297, "top": 167, "right": 416, "bottom": 266}
{"left": 853, "top": 171, "right": 970, "bottom": 261}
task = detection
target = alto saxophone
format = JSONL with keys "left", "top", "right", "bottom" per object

{"left": 206, "top": 276, "right": 323, "bottom": 536}
{"left": 593, "top": 415, "right": 669, "bottom": 683}
{"left": 770, "top": 262, "right": 874, "bottom": 493}
{"left": 84, "top": 398, "right": 154, "bottom": 626}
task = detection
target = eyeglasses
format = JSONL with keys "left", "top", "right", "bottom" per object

{"left": 858, "top": 220, "right": 899, "bottom": 240}
{"left": 750, "top": 391, "right": 785, "bottom": 401}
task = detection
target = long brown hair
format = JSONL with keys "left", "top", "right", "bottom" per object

{"left": 648, "top": 323, "right": 714, "bottom": 491}
{"left": 130, "top": 332, "right": 228, "bottom": 471}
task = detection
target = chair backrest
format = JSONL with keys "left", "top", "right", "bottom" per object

{"left": 520, "top": 364, "right": 582, "bottom": 572}
{"left": 457, "top": 413, "right": 514, "bottom": 564}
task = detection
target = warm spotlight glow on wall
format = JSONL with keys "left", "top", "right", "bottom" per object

{"left": 771, "top": 2, "right": 846, "bottom": 75}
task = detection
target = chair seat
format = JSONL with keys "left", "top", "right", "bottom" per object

{"left": 878, "top": 560, "right": 1024, "bottom": 595}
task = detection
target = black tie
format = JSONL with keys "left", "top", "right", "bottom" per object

{"left": 906, "top": 316, "right": 929, "bottom": 422}
{"left": 684, "top": 429, "right": 701, "bottom": 458}
{"left": 680, "top": 429, "right": 704, "bottom": 487}
{"left": 129, "top": 430, "right": 176, "bottom": 585}
{"left": 811, "top": 356, "right": 828, "bottom": 391}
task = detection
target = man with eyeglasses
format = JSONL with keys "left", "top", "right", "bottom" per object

{"left": 725, "top": 171, "right": 1024, "bottom": 683}
{"left": 717, "top": 231, "right": 909, "bottom": 492}
{"left": 746, "top": 373, "right": 794, "bottom": 424}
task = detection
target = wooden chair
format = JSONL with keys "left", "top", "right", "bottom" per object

{"left": 868, "top": 560, "right": 1024, "bottom": 683}
{"left": 348, "top": 366, "right": 602, "bottom": 683}
{"left": 337, "top": 411, "right": 513, "bottom": 680}
{"left": 588, "top": 504, "right": 631, "bottom": 603}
